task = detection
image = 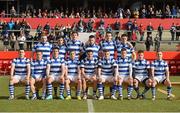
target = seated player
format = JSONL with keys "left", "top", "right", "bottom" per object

{"left": 133, "top": 50, "right": 152, "bottom": 99}
{"left": 97, "top": 50, "right": 118, "bottom": 100}
{"left": 81, "top": 50, "right": 98, "bottom": 100}
{"left": 65, "top": 51, "right": 82, "bottom": 100}
{"left": 30, "top": 50, "right": 47, "bottom": 100}
{"left": 9, "top": 49, "right": 30, "bottom": 100}
{"left": 151, "top": 51, "right": 172, "bottom": 100}
{"left": 116, "top": 48, "right": 133, "bottom": 100}
{"left": 46, "top": 46, "right": 65, "bottom": 100}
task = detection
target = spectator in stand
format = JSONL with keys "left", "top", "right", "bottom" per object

{"left": 133, "top": 8, "right": 139, "bottom": 18}
{"left": 126, "top": 19, "right": 133, "bottom": 40}
{"left": 48, "top": 32, "right": 56, "bottom": 44}
{"left": 125, "top": 9, "right": 131, "bottom": 18}
{"left": 176, "top": 23, "right": 180, "bottom": 41}
{"left": 10, "top": 6, "right": 16, "bottom": 17}
{"left": 154, "top": 34, "right": 160, "bottom": 52}
{"left": 117, "top": 7, "right": 124, "bottom": 18}
{"left": 7, "top": 19, "right": 15, "bottom": 35}
{"left": 140, "top": 4, "right": 147, "bottom": 18}
{"left": 139, "top": 23, "right": 145, "bottom": 41}
{"left": 158, "top": 24, "right": 164, "bottom": 41}
{"left": 3, "top": 33, "right": 9, "bottom": 51}
{"left": 165, "top": 5, "right": 171, "bottom": 18}
{"left": 131, "top": 30, "right": 137, "bottom": 47}
{"left": 10, "top": 33, "right": 16, "bottom": 51}
{"left": 0, "top": 10, "right": 6, "bottom": 18}
{"left": 44, "top": 22, "right": 51, "bottom": 35}
{"left": 145, "top": 34, "right": 153, "bottom": 51}
{"left": 156, "top": 9, "right": 163, "bottom": 18}
{"left": 171, "top": 5, "right": 177, "bottom": 18}
{"left": 87, "top": 18, "right": 95, "bottom": 32}
{"left": 17, "top": 32, "right": 26, "bottom": 50}
{"left": 177, "top": 7, "right": 180, "bottom": 18}
{"left": 114, "top": 20, "right": 121, "bottom": 31}
{"left": 36, "top": 24, "right": 43, "bottom": 37}
{"left": 147, "top": 22, "right": 154, "bottom": 36}
{"left": 106, "top": 24, "right": 112, "bottom": 32}
{"left": 14, "top": 20, "right": 21, "bottom": 37}
{"left": 26, "top": 34, "right": 33, "bottom": 50}
{"left": 170, "top": 23, "right": 176, "bottom": 41}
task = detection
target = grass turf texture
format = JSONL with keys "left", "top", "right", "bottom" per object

{"left": 0, "top": 76, "right": 180, "bottom": 112}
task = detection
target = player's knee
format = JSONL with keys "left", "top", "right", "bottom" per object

{"left": 133, "top": 79, "right": 138, "bottom": 84}
{"left": 165, "top": 80, "right": 171, "bottom": 86}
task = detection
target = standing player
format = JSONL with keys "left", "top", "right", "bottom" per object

{"left": 32, "top": 35, "right": 52, "bottom": 61}
{"left": 81, "top": 50, "right": 98, "bottom": 99}
{"left": 133, "top": 50, "right": 152, "bottom": 99}
{"left": 30, "top": 50, "right": 47, "bottom": 100}
{"left": 57, "top": 37, "right": 67, "bottom": 60}
{"left": 84, "top": 35, "right": 100, "bottom": 59}
{"left": 116, "top": 34, "right": 136, "bottom": 61}
{"left": 65, "top": 51, "right": 82, "bottom": 100}
{"left": 100, "top": 32, "right": 116, "bottom": 59}
{"left": 116, "top": 48, "right": 133, "bottom": 100}
{"left": 46, "top": 46, "right": 65, "bottom": 100}
{"left": 151, "top": 51, "right": 172, "bottom": 100}
{"left": 9, "top": 49, "right": 30, "bottom": 100}
{"left": 97, "top": 50, "right": 118, "bottom": 100}
{"left": 66, "top": 31, "right": 84, "bottom": 59}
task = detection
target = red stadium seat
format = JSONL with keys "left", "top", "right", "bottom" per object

{"left": 170, "top": 65, "right": 177, "bottom": 75}
{"left": 0, "top": 60, "right": 11, "bottom": 75}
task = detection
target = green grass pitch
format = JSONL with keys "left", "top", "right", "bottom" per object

{"left": 0, "top": 76, "right": 180, "bottom": 112}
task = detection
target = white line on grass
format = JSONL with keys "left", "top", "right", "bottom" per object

{"left": 87, "top": 89, "right": 94, "bottom": 113}
{"left": 87, "top": 99, "right": 94, "bottom": 113}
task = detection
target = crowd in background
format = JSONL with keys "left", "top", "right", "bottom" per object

{"left": 1, "top": 4, "right": 180, "bottom": 18}
{"left": 0, "top": 18, "right": 180, "bottom": 52}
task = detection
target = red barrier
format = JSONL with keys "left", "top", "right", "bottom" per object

{"left": 1, "top": 18, "right": 180, "bottom": 30}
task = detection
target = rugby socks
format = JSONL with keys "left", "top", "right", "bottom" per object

{"left": 167, "top": 86, "right": 172, "bottom": 97}
{"left": 134, "top": 86, "right": 140, "bottom": 95}
{"left": 111, "top": 85, "right": 117, "bottom": 96}
{"left": 25, "top": 84, "right": 30, "bottom": 97}
{"left": 59, "top": 84, "right": 64, "bottom": 96}
{"left": 117, "top": 85, "right": 123, "bottom": 97}
{"left": 77, "top": 90, "right": 81, "bottom": 96}
{"left": 127, "top": 85, "right": 133, "bottom": 97}
{"left": 67, "top": 89, "right": 71, "bottom": 96}
{"left": 141, "top": 86, "right": 150, "bottom": 95}
{"left": 9, "top": 84, "right": 14, "bottom": 96}
{"left": 97, "top": 83, "right": 104, "bottom": 96}
{"left": 47, "top": 84, "right": 52, "bottom": 96}
{"left": 93, "top": 89, "right": 97, "bottom": 96}
{"left": 151, "top": 87, "right": 156, "bottom": 97}
{"left": 33, "top": 92, "right": 36, "bottom": 97}
{"left": 42, "top": 90, "right": 46, "bottom": 98}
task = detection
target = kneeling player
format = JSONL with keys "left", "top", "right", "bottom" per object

{"left": 65, "top": 51, "right": 82, "bottom": 100}
{"left": 30, "top": 50, "right": 47, "bottom": 100}
{"left": 116, "top": 48, "right": 133, "bottom": 100}
{"left": 97, "top": 50, "right": 118, "bottom": 100}
{"left": 9, "top": 49, "right": 30, "bottom": 100}
{"left": 151, "top": 51, "right": 172, "bottom": 100}
{"left": 133, "top": 50, "right": 152, "bottom": 99}
{"left": 81, "top": 50, "right": 98, "bottom": 99}
{"left": 46, "top": 46, "right": 65, "bottom": 100}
